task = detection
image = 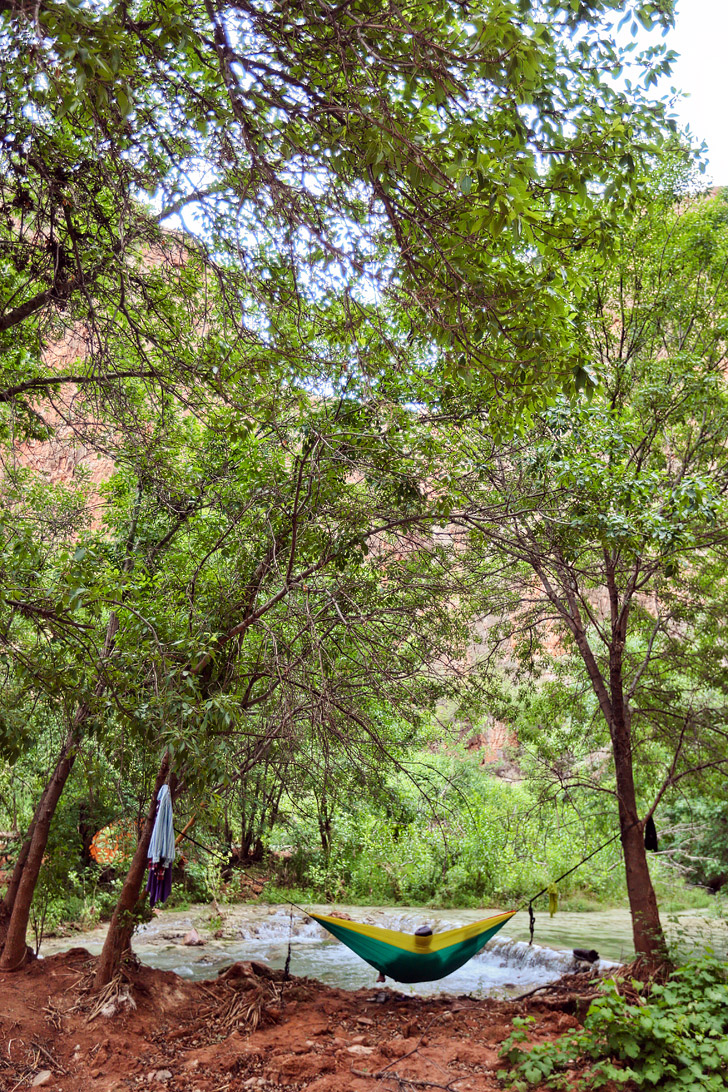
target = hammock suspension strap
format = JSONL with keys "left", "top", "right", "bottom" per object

{"left": 524, "top": 826, "right": 630, "bottom": 944}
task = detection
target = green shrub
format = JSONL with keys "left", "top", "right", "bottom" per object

{"left": 499, "top": 957, "right": 728, "bottom": 1091}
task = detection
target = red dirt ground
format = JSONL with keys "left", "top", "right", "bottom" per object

{"left": 0, "top": 949, "right": 585, "bottom": 1092}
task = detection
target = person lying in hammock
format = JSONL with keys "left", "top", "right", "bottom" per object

{"left": 376, "top": 924, "right": 433, "bottom": 983}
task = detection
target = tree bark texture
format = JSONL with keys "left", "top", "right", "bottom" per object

{"left": 611, "top": 710, "right": 666, "bottom": 961}
{"left": 93, "top": 751, "right": 170, "bottom": 990}
{"left": 0, "top": 476, "right": 146, "bottom": 966}
{"left": 0, "top": 726, "right": 81, "bottom": 969}
{"left": 0, "top": 611, "right": 123, "bottom": 967}
{"left": 0, "top": 803, "right": 40, "bottom": 945}
{"left": 0, "top": 717, "right": 89, "bottom": 940}
{"left": 605, "top": 590, "right": 667, "bottom": 964}
{"left": 536, "top": 557, "right": 667, "bottom": 964}
{"left": 0, "top": 831, "right": 32, "bottom": 947}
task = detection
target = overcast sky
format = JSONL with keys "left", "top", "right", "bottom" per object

{"left": 667, "top": 0, "right": 728, "bottom": 184}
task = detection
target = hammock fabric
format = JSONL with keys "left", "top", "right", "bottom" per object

{"left": 310, "top": 910, "right": 516, "bottom": 984}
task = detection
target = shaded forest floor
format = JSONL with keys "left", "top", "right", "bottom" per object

{"left": 0, "top": 949, "right": 597, "bottom": 1092}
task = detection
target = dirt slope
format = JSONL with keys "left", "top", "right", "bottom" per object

{"left": 0, "top": 949, "right": 583, "bottom": 1092}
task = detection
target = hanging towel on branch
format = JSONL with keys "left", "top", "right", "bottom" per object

{"left": 146, "top": 784, "right": 175, "bottom": 907}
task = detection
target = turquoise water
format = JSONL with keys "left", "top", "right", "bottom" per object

{"left": 40, "top": 902, "right": 728, "bottom": 998}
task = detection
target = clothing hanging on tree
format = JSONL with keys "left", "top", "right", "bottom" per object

{"left": 644, "top": 815, "right": 658, "bottom": 852}
{"left": 146, "top": 784, "right": 175, "bottom": 907}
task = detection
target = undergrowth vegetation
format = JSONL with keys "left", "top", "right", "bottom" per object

{"left": 498, "top": 958, "right": 728, "bottom": 1091}
{"left": 262, "top": 749, "right": 626, "bottom": 908}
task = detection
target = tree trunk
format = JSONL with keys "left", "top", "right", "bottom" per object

{"left": 93, "top": 752, "right": 170, "bottom": 990}
{"left": 0, "top": 621, "right": 119, "bottom": 967}
{"left": 0, "top": 728, "right": 86, "bottom": 941}
{"left": 0, "top": 812, "right": 39, "bottom": 945}
{"left": 0, "top": 499, "right": 140, "bottom": 964}
{"left": 0, "top": 726, "right": 81, "bottom": 970}
{"left": 319, "top": 814, "right": 331, "bottom": 857}
{"left": 611, "top": 711, "right": 666, "bottom": 962}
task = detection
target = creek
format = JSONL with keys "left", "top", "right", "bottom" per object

{"left": 40, "top": 903, "right": 728, "bottom": 998}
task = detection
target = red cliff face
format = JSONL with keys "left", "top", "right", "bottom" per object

{"left": 464, "top": 719, "right": 518, "bottom": 768}
{"left": 12, "top": 328, "right": 115, "bottom": 526}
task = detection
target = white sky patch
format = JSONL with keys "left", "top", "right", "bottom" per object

{"left": 666, "top": 0, "right": 728, "bottom": 185}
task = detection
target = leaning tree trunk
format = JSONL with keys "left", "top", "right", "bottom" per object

{"left": 0, "top": 499, "right": 141, "bottom": 967}
{"left": 0, "top": 718, "right": 89, "bottom": 943}
{"left": 0, "top": 802, "right": 42, "bottom": 946}
{"left": 93, "top": 752, "right": 170, "bottom": 990}
{"left": 611, "top": 709, "right": 666, "bottom": 963}
{"left": 0, "top": 618, "right": 120, "bottom": 969}
{"left": 0, "top": 725, "right": 82, "bottom": 969}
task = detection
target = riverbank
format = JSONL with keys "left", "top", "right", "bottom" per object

{"left": 0, "top": 947, "right": 594, "bottom": 1092}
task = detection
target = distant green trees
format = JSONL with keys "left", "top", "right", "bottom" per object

{"left": 266, "top": 746, "right": 626, "bottom": 908}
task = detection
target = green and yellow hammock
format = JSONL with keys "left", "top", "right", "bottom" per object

{"left": 310, "top": 910, "right": 516, "bottom": 984}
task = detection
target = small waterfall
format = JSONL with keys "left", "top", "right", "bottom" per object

{"left": 204, "top": 907, "right": 621, "bottom": 988}
{"left": 479, "top": 936, "right": 620, "bottom": 975}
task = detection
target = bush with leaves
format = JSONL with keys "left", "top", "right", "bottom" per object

{"left": 499, "top": 958, "right": 728, "bottom": 1091}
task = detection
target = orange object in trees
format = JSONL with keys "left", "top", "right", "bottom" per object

{"left": 89, "top": 819, "right": 137, "bottom": 866}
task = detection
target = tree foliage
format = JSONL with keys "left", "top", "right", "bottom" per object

{"left": 4, "top": 0, "right": 719, "bottom": 978}
{"left": 1, "top": 0, "right": 680, "bottom": 427}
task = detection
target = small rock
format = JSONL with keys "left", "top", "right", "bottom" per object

{"left": 153, "top": 1071, "right": 173, "bottom": 1083}
{"left": 183, "top": 928, "right": 204, "bottom": 947}
{"left": 346, "top": 1045, "right": 374, "bottom": 1056}
{"left": 31, "top": 1072, "right": 53, "bottom": 1088}
{"left": 573, "top": 948, "right": 599, "bottom": 963}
